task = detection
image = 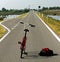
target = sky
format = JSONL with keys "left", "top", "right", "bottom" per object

{"left": 0, "top": 0, "right": 60, "bottom": 10}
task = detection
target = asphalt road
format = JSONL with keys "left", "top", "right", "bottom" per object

{"left": 2, "top": 18, "right": 21, "bottom": 30}
{"left": 0, "top": 11, "right": 60, "bottom": 62}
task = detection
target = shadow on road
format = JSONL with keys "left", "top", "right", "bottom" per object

{"left": 23, "top": 51, "right": 58, "bottom": 59}
{"left": 23, "top": 51, "right": 40, "bottom": 59}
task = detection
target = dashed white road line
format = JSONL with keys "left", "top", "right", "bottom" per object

{"left": 36, "top": 14, "right": 60, "bottom": 42}
{"left": 11, "top": 22, "right": 20, "bottom": 30}
{"left": 0, "top": 13, "right": 29, "bottom": 42}
{"left": 11, "top": 13, "right": 29, "bottom": 30}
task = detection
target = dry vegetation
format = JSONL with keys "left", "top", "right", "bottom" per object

{"left": 18, "top": 13, "right": 28, "bottom": 19}
{"left": 37, "top": 12, "right": 60, "bottom": 36}
{"left": 0, "top": 25, "right": 7, "bottom": 38}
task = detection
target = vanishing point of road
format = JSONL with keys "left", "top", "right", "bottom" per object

{"left": 0, "top": 11, "right": 60, "bottom": 62}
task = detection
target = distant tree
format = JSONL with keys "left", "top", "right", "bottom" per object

{"left": 42, "top": 7, "right": 48, "bottom": 10}
{"left": 2, "top": 8, "right": 6, "bottom": 11}
{"left": 23, "top": 8, "right": 29, "bottom": 13}
{"left": 49, "top": 7, "right": 60, "bottom": 10}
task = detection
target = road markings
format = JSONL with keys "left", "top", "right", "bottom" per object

{"left": 0, "top": 19, "right": 11, "bottom": 42}
{"left": 11, "top": 22, "right": 20, "bottom": 30}
{"left": 36, "top": 14, "right": 60, "bottom": 42}
{"left": 0, "top": 23, "right": 11, "bottom": 42}
{"left": 0, "top": 13, "right": 30, "bottom": 42}
{"left": 11, "top": 13, "right": 29, "bottom": 30}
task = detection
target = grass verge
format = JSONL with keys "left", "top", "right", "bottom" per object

{"left": 0, "top": 25, "right": 7, "bottom": 38}
{"left": 18, "top": 13, "right": 28, "bottom": 19}
{"left": 37, "top": 12, "right": 60, "bottom": 36}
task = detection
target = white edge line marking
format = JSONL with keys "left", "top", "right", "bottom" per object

{"left": 0, "top": 24, "right": 11, "bottom": 42}
{"left": 36, "top": 14, "right": 60, "bottom": 42}
{"left": 0, "top": 13, "right": 29, "bottom": 42}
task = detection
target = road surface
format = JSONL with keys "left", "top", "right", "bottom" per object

{"left": 0, "top": 11, "right": 60, "bottom": 62}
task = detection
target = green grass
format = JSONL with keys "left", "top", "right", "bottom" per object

{"left": 0, "top": 25, "right": 7, "bottom": 38}
{"left": 37, "top": 12, "right": 60, "bottom": 36}
{"left": 18, "top": 13, "right": 28, "bottom": 19}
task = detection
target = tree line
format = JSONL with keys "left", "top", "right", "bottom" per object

{"left": 0, "top": 8, "right": 30, "bottom": 15}
{"left": 38, "top": 6, "right": 60, "bottom": 11}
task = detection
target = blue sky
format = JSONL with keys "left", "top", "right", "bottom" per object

{"left": 0, "top": 0, "right": 60, "bottom": 10}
